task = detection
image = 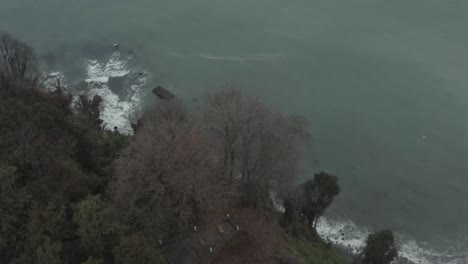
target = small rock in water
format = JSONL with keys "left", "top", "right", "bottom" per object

{"left": 113, "top": 43, "right": 119, "bottom": 49}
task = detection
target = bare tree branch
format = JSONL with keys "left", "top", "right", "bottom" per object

{"left": 203, "top": 87, "right": 308, "bottom": 208}
{"left": 0, "top": 32, "right": 38, "bottom": 81}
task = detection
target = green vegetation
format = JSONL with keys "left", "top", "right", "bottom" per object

{"left": 0, "top": 32, "right": 132, "bottom": 263}
{"left": 289, "top": 236, "right": 345, "bottom": 264}
{"left": 0, "top": 82, "right": 132, "bottom": 262}
{"left": 73, "top": 195, "right": 126, "bottom": 257}
{"left": 303, "top": 172, "right": 341, "bottom": 227}
{"left": 283, "top": 223, "right": 345, "bottom": 264}
{"left": 113, "top": 234, "right": 165, "bottom": 264}
{"left": 282, "top": 172, "right": 340, "bottom": 230}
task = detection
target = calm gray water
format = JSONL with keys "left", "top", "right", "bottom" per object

{"left": 1, "top": 0, "right": 468, "bottom": 258}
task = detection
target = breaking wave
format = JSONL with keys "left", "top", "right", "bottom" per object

{"left": 44, "top": 52, "right": 151, "bottom": 134}
{"left": 197, "top": 53, "right": 283, "bottom": 62}
{"left": 75, "top": 52, "right": 151, "bottom": 134}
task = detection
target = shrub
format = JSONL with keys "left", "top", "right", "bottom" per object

{"left": 0, "top": 164, "right": 31, "bottom": 258}
{"left": 302, "top": 172, "right": 340, "bottom": 227}
{"left": 35, "top": 236, "right": 62, "bottom": 264}
{"left": 73, "top": 195, "right": 126, "bottom": 257}
{"left": 113, "top": 234, "right": 165, "bottom": 264}
{"left": 360, "top": 229, "right": 398, "bottom": 264}
{"left": 81, "top": 257, "right": 104, "bottom": 264}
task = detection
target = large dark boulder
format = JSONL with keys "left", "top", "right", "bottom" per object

{"left": 152, "top": 86, "right": 175, "bottom": 100}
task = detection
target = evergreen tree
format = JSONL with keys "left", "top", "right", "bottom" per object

{"left": 302, "top": 172, "right": 340, "bottom": 227}
{"left": 73, "top": 195, "right": 126, "bottom": 257}
{"left": 361, "top": 230, "right": 398, "bottom": 264}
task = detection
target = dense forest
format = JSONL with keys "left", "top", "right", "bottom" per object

{"left": 0, "top": 32, "right": 398, "bottom": 264}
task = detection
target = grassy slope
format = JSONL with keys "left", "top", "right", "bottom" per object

{"left": 288, "top": 236, "right": 347, "bottom": 264}
{"left": 284, "top": 224, "right": 349, "bottom": 264}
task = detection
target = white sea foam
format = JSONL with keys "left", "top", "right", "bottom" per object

{"left": 42, "top": 52, "right": 150, "bottom": 133}
{"left": 316, "top": 217, "right": 467, "bottom": 264}
{"left": 86, "top": 52, "right": 131, "bottom": 82}
{"left": 83, "top": 52, "right": 150, "bottom": 134}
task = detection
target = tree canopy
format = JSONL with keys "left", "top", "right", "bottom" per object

{"left": 302, "top": 172, "right": 340, "bottom": 227}
{"left": 359, "top": 229, "right": 398, "bottom": 264}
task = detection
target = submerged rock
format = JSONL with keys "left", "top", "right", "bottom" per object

{"left": 108, "top": 75, "right": 127, "bottom": 99}
{"left": 152, "top": 86, "right": 175, "bottom": 100}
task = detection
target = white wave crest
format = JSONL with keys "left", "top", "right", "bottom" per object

{"left": 86, "top": 52, "right": 130, "bottom": 82}
{"left": 198, "top": 53, "right": 283, "bottom": 62}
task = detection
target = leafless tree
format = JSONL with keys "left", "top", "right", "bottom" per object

{"left": 203, "top": 86, "right": 308, "bottom": 208}
{"left": 0, "top": 32, "right": 38, "bottom": 81}
{"left": 112, "top": 101, "right": 235, "bottom": 239}
{"left": 38, "top": 72, "right": 65, "bottom": 91}
{"left": 203, "top": 88, "right": 243, "bottom": 182}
